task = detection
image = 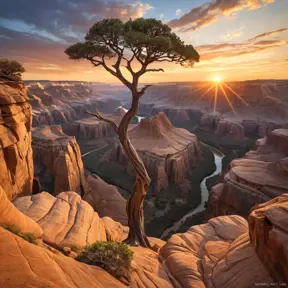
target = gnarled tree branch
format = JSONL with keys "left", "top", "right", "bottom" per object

{"left": 86, "top": 108, "right": 119, "bottom": 133}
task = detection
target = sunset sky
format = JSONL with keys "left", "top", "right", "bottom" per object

{"left": 0, "top": 0, "right": 287, "bottom": 83}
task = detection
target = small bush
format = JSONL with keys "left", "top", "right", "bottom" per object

{"left": 0, "top": 58, "right": 25, "bottom": 79}
{"left": 2, "top": 225, "right": 36, "bottom": 244}
{"left": 76, "top": 241, "right": 134, "bottom": 284}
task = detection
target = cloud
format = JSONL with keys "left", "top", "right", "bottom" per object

{"left": 168, "top": 0, "right": 275, "bottom": 32}
{"left": 196, "top": 30, "right": 287, "bottom": 61}
{"left": 0, "top": 1, "right": 153, "bottom": 43}
{"left": 176, "top": 9, "right": 182, "bottom": 15}
{"left": 221, "top": 27, "right": 244, "bottom": 40}
{"left": 248, "top": 28, "right": 287, "bottom": 41}
{"left": 160, "top": 14, "right": 164, "bottom": 19}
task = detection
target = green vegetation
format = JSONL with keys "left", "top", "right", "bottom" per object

{"left": 2, "top": 225, "right": 36, "bottom": 244}
{"left": 76, "top": 241, "right": 134, "bottom": 284}
{"left": 0, "top": 58, "right": 25, "bottom": 79}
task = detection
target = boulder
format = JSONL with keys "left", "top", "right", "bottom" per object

{"left": 0, "top": 78, "right": 34, "bottom": 200}
{"left": 32, "top": 125, "right": 88, "bottom": 195}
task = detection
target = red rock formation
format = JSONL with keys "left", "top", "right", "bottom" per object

{"left": 32, "top": 125, "right": 87, "bottom": 196}
{"left": 84, "top": 174, "right": 128, "bottom": 225}
{"left": 71, "top": 107, "right": 126, "bottom": 140}
{"left": 207, "top": 129, "right": 288, "bottom": 220}
{"left": 160, "top": 194, "right": 288, "bottom": 286}
{"left": 0, "top": 78, "right": 34, "bottom": 200}
{"left": 249, "top": 194, "right": 288, "bottom": 282}
{"left": 106, "top": 112, "right": 202, "bottom": 194}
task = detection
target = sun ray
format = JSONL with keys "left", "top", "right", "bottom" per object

{"left": 221, "top": 82, "right": 249, "bottom": 106}
{"left": 219, "top": 83, "right": 236, "bottom": 115}
{"left": 194, "top": 84, "right": 215, "bottom": 105}
{"left": 191, "top": 83, "right": 210, "bottom": 94}
{"left": 213, "top": 83, "right": 219, "bottom": 112}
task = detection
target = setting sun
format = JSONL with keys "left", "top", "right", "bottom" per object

{"left": 213, "top": 76, "right": 222, "bottom": 83}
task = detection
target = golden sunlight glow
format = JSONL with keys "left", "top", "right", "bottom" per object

{"left": 193, "top": 78, "right": 250, "bottom": 115}
{"left": 212, "top": 75, "right": 222, "bottom": 83}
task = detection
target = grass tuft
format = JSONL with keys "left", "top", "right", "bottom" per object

{"left": 2, "top": 225, "right": 37, "bottom": 244}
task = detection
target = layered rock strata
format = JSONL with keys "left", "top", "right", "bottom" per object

{"left": 71, "top": 107, "right": 126, "bottom": 140}
{"left": 32, "top": 125, "right": 87, "bottom": 195}
{"left": 159, "top": 213, "right": 277, "bottom": 287}
{"left": 106, "top": 112, "right": 202, "bottom": 194}
{"left": 0, "top": 78, "right": 34, "bottom": 200}
{"left": 27, "top": 81, "right": 122, "bottom": 127}
{"left": 206, "top": 128, "right": 288, "bottom": 219}
{"left": 249, "top": 194, "right": 288, "bottom": 282}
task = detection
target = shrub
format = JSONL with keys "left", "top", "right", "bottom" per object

{"left": 76, "top": 241, "right": 134, "bottom": 284}
{"left": 0, "top": 58, "right": 25, "bottom": 79}
{"left": 2, "top": 225, "right": 36, "bottom": 244}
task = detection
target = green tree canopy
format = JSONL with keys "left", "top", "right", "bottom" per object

{"left": 0, "top": 58, "right": 25, "bottom": 79}
{"left": 65, "top": 18, "right": 199, "bottom": 94}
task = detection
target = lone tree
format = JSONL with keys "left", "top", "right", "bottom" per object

{"left": 0, "top": 58, "right": 25, "bottom": 79}
{"left": 65, "top": 18, "right": 199, "bottom": 248}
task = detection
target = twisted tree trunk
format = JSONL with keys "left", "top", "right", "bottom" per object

{"left": 118, "top": 94, "right": 151, "bottom": 247}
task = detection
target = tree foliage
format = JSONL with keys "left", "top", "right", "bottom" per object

{"left": 65, "top": 18, "right": 199, "bottom": 95}
{"left": 0, "top": 58, "right": 25, "bottom": 79}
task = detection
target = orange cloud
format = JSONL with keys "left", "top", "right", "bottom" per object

{"left": 168, "top": 0, "right": 275, "bottom": 32}
{"left": 248, "top": 28, "right": 287, "bottom": 41}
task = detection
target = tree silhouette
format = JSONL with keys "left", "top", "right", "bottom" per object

{"left": 65, "top": 18, "right": 199, "bottom": 248}
{"left": 0, "top": 58, "right": 25, "bottom": 79}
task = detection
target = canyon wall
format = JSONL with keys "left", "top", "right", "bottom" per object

{"left": 105, "top": 112, "right": 202, "bottom": 195}
{"left": 138, "top": 81, "right": 288, "bottom": 138}
{"left": 27, "top": 82, "right": 122, "bottom": 127}
{"left": 32, "top": 125, "right": 88, "bottom": 196}
{"left": 0, "top": 77, "right": 34, "bottom": 200}
{"left": 70, "top": 107, "right": 126, "bottom": 140}
{"left": 206, "top": 128, "right": 288, "bottom": 219}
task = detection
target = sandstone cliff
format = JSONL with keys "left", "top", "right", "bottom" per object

{"left": 70, "top": 107, "right": 126, "bottom": 140}
{"left": 0, "top": 78, "right": 34, "bottom": 200}
{"left": 105, "top": 112, "right": 202, "bottom": 194}
{"left": 206, "top": 128, "right": 288, "bottom": 219}
{"left": 32, "top": 125, "right": 87, "bottom": 196}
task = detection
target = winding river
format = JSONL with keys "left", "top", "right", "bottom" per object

{"left": 160, "top": 145, "right": 224, "bottom": 239}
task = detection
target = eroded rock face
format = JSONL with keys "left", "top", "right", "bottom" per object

{"left": 13, "top": 191, "right": 107, "bottom": 251}
{"left": 27, "top": 81, "right": 122, "bottom": 127}
{"left": 70, "top": 107, "right": 126, "bottom": 140}
{"left": 0, "top": 78, "right": 34, "bottom": 200}
{"left": 32, "top": 125, "right": 87, "bottom": 195}
{"left": 106, "top": 112, "right": 202, "bottom": 194}
{"left": 249, "top": 193, "right": 288, "bottom": 282}
{"left": 160, "top": 215, "right": 273, "bottom": 287}
{"left": 84, "top": 174, "right": 128, "bottom": 225}
{"left": 206, "top": 129, "right": 288, "bottom": 220}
